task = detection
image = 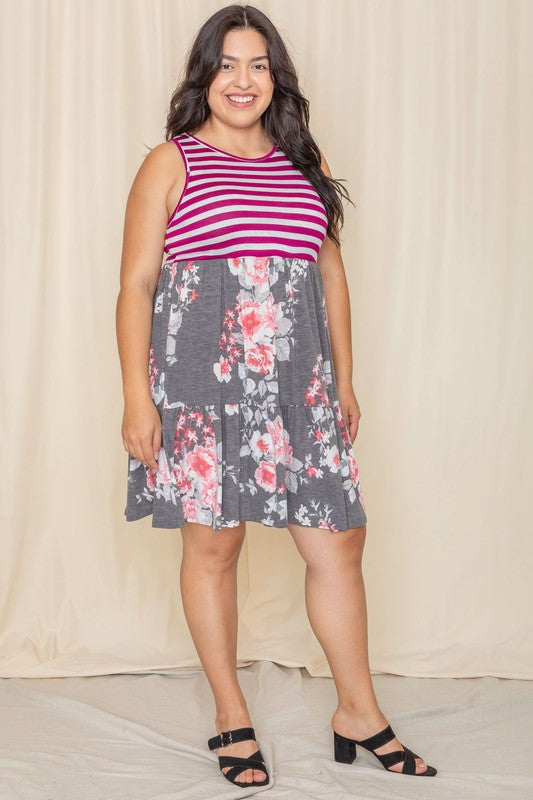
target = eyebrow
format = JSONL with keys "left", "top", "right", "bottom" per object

{"left": 221, "top": 54, "right": 269, "bottom": 62}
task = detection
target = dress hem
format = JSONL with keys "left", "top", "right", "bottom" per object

{"left": 124, "top": 506, "right": 367, "bottom": 533}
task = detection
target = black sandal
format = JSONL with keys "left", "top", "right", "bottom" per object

{"left": 207, "top": 726, "right": 270, "bottom": 787}
{"left": 333, "top": 723, "right": 437, "bottom": 776}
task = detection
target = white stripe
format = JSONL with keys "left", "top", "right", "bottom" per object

{"left": 168, "top": 207, "right": 328, "bottom": 234}
{"left": 167, "top": 242, "right": 320, "bottom": 260}
{"left": 180, "top": 187, "right": 323, "bottom": 208}
{"left": 186, "top": 176, "right": 316, "bottom": 191}
{"left": 185, "top": 156, "right": 291, "bottom": 170}
{"left": 166, "top": 225, "right": 325, "bottom": 250}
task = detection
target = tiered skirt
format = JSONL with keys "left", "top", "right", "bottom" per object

{"left": 124, "top": 254, "right": 367, "bottom": 532}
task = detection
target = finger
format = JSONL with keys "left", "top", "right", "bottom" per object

{"left": 341, "top": 406, "right": 352, "bottom": 444}
{"left": 153, "top": 428, "right": 162, "bottom": 462}
{"left": 129, "top": 442, "right": 145, "bottom": 463}
{"left": 124, "top": 438, "right": 140, "bottom": 460}
{"left": 346, "top": 408, "right": 359, "bottom": 443}
{"left": 140, "top": 436, "right": 159, "bottom": 472}
{"left": 127, "top": 438, "right": 152, "bottom": 468}
{"left": 343, "top": 406, "right": 352, "bottom": 431}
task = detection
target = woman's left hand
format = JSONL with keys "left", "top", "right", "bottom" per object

{"left": 337, "top": 384, "right": 362, "bottom": 444}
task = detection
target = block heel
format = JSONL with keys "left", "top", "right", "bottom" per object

{"left": 334, "top": 730, "right": 357, "bottom": 763}
{"left": 332, "top": 723, "right": 437, "bottom": 776}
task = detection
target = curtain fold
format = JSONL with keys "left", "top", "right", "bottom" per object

{"left": 1, "top": 0, "right": 531, "bottom": 679}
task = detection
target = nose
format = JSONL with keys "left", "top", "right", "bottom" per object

{"left": 232, "top": 67, "right": 254, "bottom": 90}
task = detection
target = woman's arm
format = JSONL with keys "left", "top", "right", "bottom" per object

{"left": 115, "top": 141, "right": 185, "bottom": 469}
{"left": 316, "top": 153, "right": 362, "bottom": 443}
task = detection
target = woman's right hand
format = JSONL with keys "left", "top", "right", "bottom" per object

{"left": 121, "top": 395, "right": 162, "bottom": 472}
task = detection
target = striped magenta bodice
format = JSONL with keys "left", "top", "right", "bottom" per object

{"left": 163, "top": 132, "right": 329, "bottom": 263}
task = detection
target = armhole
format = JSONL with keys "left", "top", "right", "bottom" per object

{"left": 167, "top": 137, "right": 190, "bottom": 227}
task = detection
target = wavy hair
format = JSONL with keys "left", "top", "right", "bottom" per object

{"left": 165, "top": 3, "right": 355, "bottom": 247}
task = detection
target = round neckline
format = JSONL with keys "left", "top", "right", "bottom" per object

{"left": 186, "top": 132, "right": 277, "bottom": 161}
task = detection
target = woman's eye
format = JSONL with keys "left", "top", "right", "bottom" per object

{"left": 220, "top": 63, "right": 268, "bottom": 70}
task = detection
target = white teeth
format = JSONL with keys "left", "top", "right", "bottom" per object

{"left": 228, "top": 95, "right": 255, "bottom": 103}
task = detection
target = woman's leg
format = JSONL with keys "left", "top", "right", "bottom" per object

{"left": 180, "top": 520, "right": 266, "bottom": 784}
{"left": 287, "top": 522, "right": 429, "bottom": 774}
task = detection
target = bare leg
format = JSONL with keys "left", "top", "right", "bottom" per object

{"left": 287, "top": 522, "right": 429, "bottom": 774}
{"left": 180, "top": 520, "right": 266, "bottom": 784}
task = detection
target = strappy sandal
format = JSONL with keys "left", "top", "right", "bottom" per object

{"left": 333, "top": 723, "right": 437, "bottom": 776}
{"left": 207, "top": 726, "right": 270, "bottom": 787}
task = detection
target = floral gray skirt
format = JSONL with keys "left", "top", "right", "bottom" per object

{"left": 124, "top": 255, "right": 367, "bottom": 532}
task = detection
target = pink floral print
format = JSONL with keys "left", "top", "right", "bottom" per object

{"left": 125, "top": 255, "right": 366, "bottom": 532}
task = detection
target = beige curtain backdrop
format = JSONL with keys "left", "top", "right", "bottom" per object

{"left": 1, "top": 0, "right": 531, "bottom": 680}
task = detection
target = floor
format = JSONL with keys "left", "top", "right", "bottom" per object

{"left": 1, "top": 659, "right": 531, "bottom": 799}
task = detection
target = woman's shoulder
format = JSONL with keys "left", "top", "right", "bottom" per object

{"left": 136, "top": 138, "right": 186, "bottom": 181}
{"left": 126, "top": 139, "right": 186, "bottom": 210}
{"left": 145, "top": 137, "right": 185, "bottom": 161}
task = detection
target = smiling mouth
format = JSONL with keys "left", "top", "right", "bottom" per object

{"left": 225, "top": 95, "right": 257, "bottom": 107}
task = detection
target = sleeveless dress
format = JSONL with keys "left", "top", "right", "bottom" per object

{"left": 124, "top": 132, "right": 367, "bottom": 532}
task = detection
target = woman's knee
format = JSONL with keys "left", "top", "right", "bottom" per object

{"left": 288, "top": 522, "right": 366, "bottom": 570}
{"left": 180, "top": 520, "right": 246, "bottom": 568}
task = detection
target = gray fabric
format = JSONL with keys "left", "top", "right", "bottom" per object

{"left": 125, "top": 255, "right": 367, "bottom": 532}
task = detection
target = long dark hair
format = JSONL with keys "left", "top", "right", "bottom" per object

{"left": 165, "top": 3, "right": 355, "bottom": 247}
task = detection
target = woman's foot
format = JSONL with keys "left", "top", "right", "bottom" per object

{"left": 332, "top": 707, "right": 430, "bottom": 774}
{"left": 214, "top": 712, "right": 267, "bottom": 784}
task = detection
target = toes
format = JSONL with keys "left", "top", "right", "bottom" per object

{"left": 387, "top": 756, "right": 427, "bottom": 774}
{"left": 222, "top": 767, "right": 252, "bottom": 782}
{"left": 234, "top": 768, "right": 253, "bottom": 783}
{"left": 254, "top": 769, "right": 267, "bottom": 782}
{"left": 416, "top": 757, "right": 427, "bottom": 774}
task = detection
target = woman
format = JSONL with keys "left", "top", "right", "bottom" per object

{"left": 116, "top": 3, "right": 437, "bottom": 788}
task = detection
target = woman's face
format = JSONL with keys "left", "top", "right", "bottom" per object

{"left": 206, "top": 28, "right": 274, "bottom": 130}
